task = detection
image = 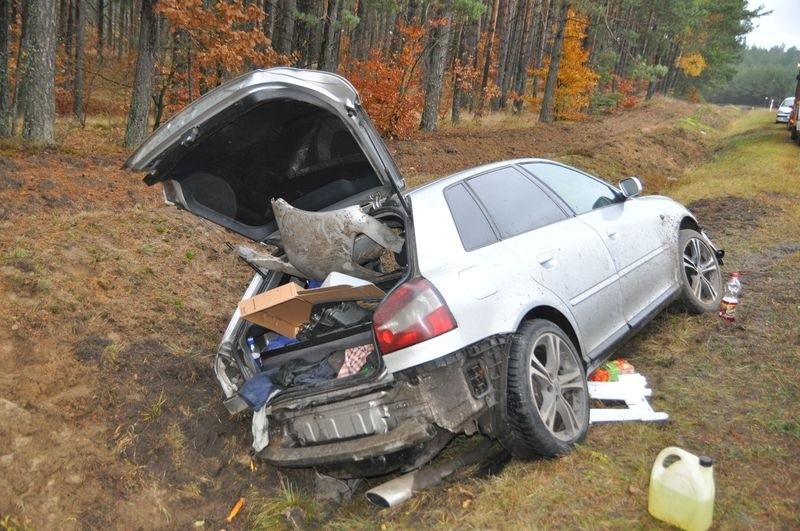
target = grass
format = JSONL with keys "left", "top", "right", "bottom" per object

{"left": 246, "top": 476, "right": 323, "bottom": 529}
{"left": 666, "top": 111, "right": 800, "bottom": 204}
{"left": 141, "top": 391, "right": 167, "bottom": 422}
{"left": 0, "top": 515, "right": 32, "bottom": 531}
{"left": 244, "top": 108, "right": 800, "bottom": 529}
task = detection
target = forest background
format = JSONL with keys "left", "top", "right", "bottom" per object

{"left": 2, "top": 0, "right": 798, "bottom": 149}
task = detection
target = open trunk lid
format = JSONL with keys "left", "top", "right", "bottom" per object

{"left": 124, "top": 67, "right": 408, "bottom": 242}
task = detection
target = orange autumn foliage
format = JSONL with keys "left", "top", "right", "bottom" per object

{"left": 157, "top": 0, "right": 290, "bottom": 115}
{"left": 614, "top": 76, "right": 647, "bottom": 109}
{"left": 553, "top": 10, "right": 599, "bottom": 120}
{"left": 527, "top": 10, "right": 598, "bottom": 120}
{"left": 677, "top": 52, "right": 707, "bottom": 77}
{"left": 343, "top": 23, "right": 426, "bottom": 139}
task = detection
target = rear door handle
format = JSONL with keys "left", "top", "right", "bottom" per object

{"left": 537, "top": 252, "right": 556, "bottom": 267}
{"left": 606, "top": 227, "right": 619, "bottom": 239}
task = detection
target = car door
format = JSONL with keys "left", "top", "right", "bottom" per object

{"left": 460, "top": 165, "right": 627, "bottom": 359}
{"left": 521, "top": 162, "right": 676, "bottom": 325}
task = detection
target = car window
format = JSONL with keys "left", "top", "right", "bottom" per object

{"left": 465, "top": 166, "right": 567, "bottom": 239}
{"left": 781, "top": 97, "right": 794, "bottom": 107}
{"left": 521, "top": 162, "right": 620, "bottom": 215}
{"left": 444, "top": 183, "right": 499, "bottom": 251}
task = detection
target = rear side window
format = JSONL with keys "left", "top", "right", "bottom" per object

{"left": 444, "top": 183, "right": 499, "bottom": 251}
{"left": 521, "top": 162, "right": 620, "bottom": 215}
{"left": 466, "top": 166, "right": 567, "bottom": 239}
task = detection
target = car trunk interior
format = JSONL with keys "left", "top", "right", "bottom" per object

{"left": 227, "top": 205, "right": 409, "bottom": 407}
{"left": 146, "top": 98, "right": 391, "bottom": 242}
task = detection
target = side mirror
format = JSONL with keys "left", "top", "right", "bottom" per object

{"left": 619, "top": 177, "right": 643, "bottom": 198}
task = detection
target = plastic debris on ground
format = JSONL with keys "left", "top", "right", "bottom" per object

{"left": 225, "top": 497, "right": 245, "bottom": 523}
{"left": 588, "top": 359, "right": 668, "bottom": 424}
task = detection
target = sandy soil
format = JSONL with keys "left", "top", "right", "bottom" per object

{"left": 0, "top": 98, "right": 746, "bottom": 528}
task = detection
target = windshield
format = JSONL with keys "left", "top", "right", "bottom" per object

{"left": 780, "top": 97, "right": 795, "bottom": 107}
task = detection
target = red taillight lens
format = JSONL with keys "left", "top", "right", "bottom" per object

{"left": 373, "top": 277, "right": 457, "bottom": 354}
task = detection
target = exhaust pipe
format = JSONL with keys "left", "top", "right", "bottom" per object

{"left": 365, "top": 438, "right": 494, "bottom": 508}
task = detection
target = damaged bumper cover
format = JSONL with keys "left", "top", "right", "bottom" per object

{"left": 257, "top": 336, "right": 509, "bottom": 472}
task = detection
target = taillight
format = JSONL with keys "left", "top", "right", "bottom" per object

{"left": 373, "top": 277, "right": 457, "bottom": 354}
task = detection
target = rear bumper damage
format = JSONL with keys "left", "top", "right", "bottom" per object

{"left": 257, "top": 336, "right": 509, "bottom": 475}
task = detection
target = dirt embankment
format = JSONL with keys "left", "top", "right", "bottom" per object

{"left": 390, "top": 98, "right": 728, "bottom": 192}
{"left": 0, "top": 98, "right": 740, "bottom": 529}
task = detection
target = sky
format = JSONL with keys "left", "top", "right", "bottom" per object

{"left": 745, "top": 0, "right": 800, "bottom": 50}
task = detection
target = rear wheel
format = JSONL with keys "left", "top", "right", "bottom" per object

{"left": 678, "top": 229, "right": 723, "bottom": 313}
{"left": 501, "top": 319, "right": 589, "bottom": 459}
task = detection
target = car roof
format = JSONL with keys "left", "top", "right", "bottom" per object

{"left": 406, "top": 157, "right": 583, "bottom": 198}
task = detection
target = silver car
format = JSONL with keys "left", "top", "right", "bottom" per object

{"left": 776, "top": 97, "right": 794, "bottom": 123}
{"left": 125, "top": 68, "right": 724, "bottom": 479}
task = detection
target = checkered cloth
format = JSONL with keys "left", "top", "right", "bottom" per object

{"left": 337, "top": 344, "right": 374, "bottom": 378}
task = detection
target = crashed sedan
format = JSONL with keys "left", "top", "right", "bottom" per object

{"left": 125, "top": 68, "right": 724, "bottom": 479}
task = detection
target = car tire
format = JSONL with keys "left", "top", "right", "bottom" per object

{"left": 501, "top": 319, "right": 589, "bottom": 459}
{"left": 678, "top": 229, "right": 723, "bottom": 314}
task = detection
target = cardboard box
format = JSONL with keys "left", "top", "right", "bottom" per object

{"left": 238, "top": 281, "right": 385, "bottom": 338}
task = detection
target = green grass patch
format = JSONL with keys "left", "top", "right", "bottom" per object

{"left": 667, "top": 111, "right": 800, "bottom": 204}
{"left": 247, "top": 477, "right": 322, "bottom": 529}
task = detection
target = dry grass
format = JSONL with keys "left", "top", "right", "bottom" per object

{"left": 667, "top": 112, "right": 800, "bottom": 204}
{"left": 246, "top": 476, "right": 323, "bottom": 530}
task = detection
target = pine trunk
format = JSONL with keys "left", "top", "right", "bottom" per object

{"left": 72, "top": 0, "right": 85, "bottom": 120}
{"left": 477, "top": 0, "right": 500, "bottom": 114}
{"left": 107, "top": 0, "right": 114, "bottom": 53}
{"left": 539, "top": 0, "right": 568, "bottom": 123}
{"left": 0, "top": 0, "right": 10, "bottom": 136}
{"left": 124, "top": 0, "right": 158, "bottom": 148}
{"left": 512, "top": 0, "right": 534, "bottom": 112}
{"left": 19, "top": 0, "right": 57, "bottom": 143}
{"left": 467, "top": 14, "right": 481, "bottom": 113}
{"left": 319, "top": 0, "right": 340, "bottom": 71}
{"left": 451, "top": 19, "right": 465, "bottom": 124}
{"left": 58, "top": 0, "right": 68, "bottom": 44}
{"left": 275, "top": 0, "right": 296, "bottom": 56}
{"left": 262, "top": 0, "right": 274, "bottom": 40}
{"left": 493, "top": 0, "right": 511, "bottom": 110}
{"left": 64, "top": 0, "right": 73, "bottom": 61}
{"left": 97, "top": 0, "right": 104, "bottom": 61}
{"left": 420, "top": 5, "right": 452, "bottom": 131}
{"left": 531, "top": 0, "right": 551, "bottom": 100}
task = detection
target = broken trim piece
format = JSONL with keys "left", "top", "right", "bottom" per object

{"left": 241, "top": 198, "right": 405, "bottom": 281}
{"left": 588, "top": 373, "right": 668, "bottom": 423}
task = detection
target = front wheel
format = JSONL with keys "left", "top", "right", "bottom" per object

{"left": 678, "top": 229, "right": 723, "bottom": 313}
{"left": 501, "top": 319, "right": 589, "bottom": 459}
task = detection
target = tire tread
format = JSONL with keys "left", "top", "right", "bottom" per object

{"left": 500, "top": 320, "right": 588, "bottom": 460}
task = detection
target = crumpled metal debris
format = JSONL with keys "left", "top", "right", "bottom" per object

{"left": 238, "top": 199, "right": 405, "bottom": 280}
{"left": 236, "top": 245, "right": 304, "bottom": 278}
